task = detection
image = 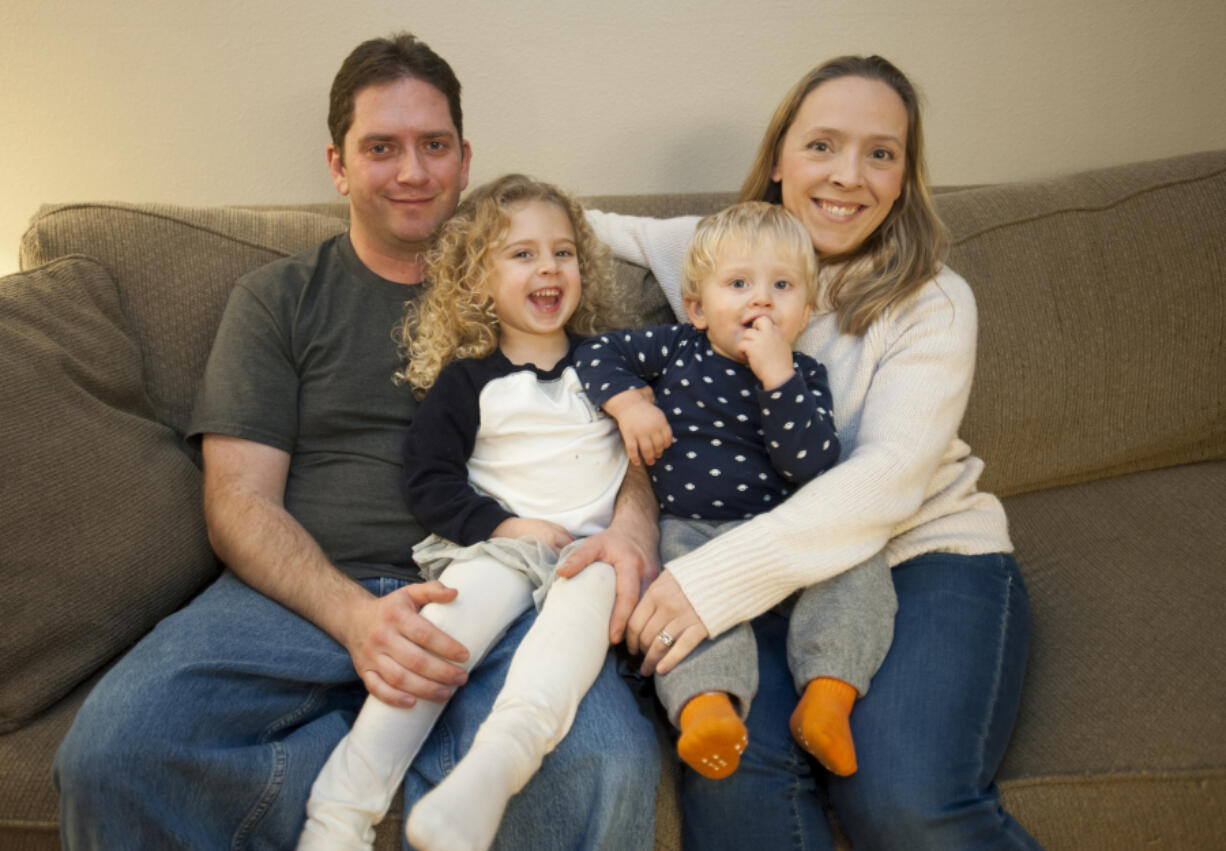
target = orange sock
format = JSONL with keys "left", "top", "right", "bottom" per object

{"left": 677, "top": 692, "right": 748, "bottom": 779}
{"left": 789, "top": 677, "right": 859, "bottom": 776}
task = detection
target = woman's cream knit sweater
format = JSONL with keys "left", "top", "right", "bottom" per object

{"left": 587, "top": 210, "right": 1012, "bottom": 639}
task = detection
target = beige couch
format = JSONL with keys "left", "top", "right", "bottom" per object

{"left": 2, "top": 150, "right": 1224, "bottom": 850}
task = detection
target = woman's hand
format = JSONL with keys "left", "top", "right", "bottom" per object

{"left": 626, "top": 570, "right": 709, "bottom": 675}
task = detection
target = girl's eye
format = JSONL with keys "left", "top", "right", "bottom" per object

{"left": 774, "top": 280, "right": 792, "bottom": 290}
{"left": 730, "top": 279, "right": 747, "bottom": 289}
{"left": 556, "top": 249, "right": 574, "bottom": 258}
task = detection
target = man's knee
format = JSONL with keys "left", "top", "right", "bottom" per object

{"left": 54, "top": 691, "right": 148, "bottom": 803}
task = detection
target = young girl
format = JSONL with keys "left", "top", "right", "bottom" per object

{"left": 299, "top": 174, "right": 630, "bottom": 851}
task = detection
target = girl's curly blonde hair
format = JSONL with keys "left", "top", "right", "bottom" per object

{"left": 394, "top": 174, "right": 617, "bottom": 397}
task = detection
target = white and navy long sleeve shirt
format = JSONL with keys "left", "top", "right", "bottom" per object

{"left": 401, "top": 338, "right": 627, "bottom": 546}
{"left": 575, "top": 324, "right": 839, "bottom": 521}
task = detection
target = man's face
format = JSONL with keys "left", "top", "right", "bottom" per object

{"left": 327, "top": 76, "right": 470, "bottom": 275}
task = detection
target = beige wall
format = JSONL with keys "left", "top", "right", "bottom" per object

{"left": 4, "top": 0, "right": 1225, "bottom": 276}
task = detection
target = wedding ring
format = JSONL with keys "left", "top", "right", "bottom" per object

{"left": 657, "top": 630, "right": 675, "bottom": 648}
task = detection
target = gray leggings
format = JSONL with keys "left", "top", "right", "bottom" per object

{"left": 655, "top": 516, "right": 896, "bottom": 726}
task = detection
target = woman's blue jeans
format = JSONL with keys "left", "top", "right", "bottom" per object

{"left": 53, "top": 570, "right": 658, "bottom": 850}
{"left": 679, "top": 551, "right": 1040, "bottom": 851}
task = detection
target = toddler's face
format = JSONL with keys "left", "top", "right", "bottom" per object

{"left": 684, "top": 244, "right": 813, "bottom": 362}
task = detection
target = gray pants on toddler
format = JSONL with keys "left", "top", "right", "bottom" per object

{"left": 655, "top": 516, "right": 896, "bottom": 726}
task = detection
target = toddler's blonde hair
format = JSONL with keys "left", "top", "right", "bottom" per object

{"left": 395, "top": 174, "right": 615, "bottom": 396}
{"left": 682, "top": 201, "right": 820, "bottom": 306}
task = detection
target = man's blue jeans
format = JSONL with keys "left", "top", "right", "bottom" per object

{"left": 679, "top": 552, "right": 1040, "bottom": 850}
{"left": 53, "top": 570, "right": 659, "bottom": 850}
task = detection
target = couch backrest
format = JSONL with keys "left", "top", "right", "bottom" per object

{"left": 21, "top": 203, "right": 353, "bottom": 435}
{"left": 938, "top": 149, "right": 1226, "bottom": 495}
{"left": 19, "top": 151, "right": 1226, "bottom": 498}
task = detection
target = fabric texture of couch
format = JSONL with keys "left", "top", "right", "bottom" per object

{"left": 2, "top": 150, "right": 1224, "bottom": 849}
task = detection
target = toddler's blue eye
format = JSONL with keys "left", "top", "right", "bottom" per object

{"left": 730, "top": 279, "right": 747, "bottom": 289}
{"left": 774, "top": 280, "right": 792, "bottom": 290}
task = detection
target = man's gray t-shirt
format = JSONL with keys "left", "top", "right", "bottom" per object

{"left": 188, "top": 233, "right": 425, "bottom": 579}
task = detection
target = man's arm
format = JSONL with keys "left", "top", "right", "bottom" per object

{"left": 201, "top": 433, "right": 470, "bottom": 707}
{"left": 556, "top": 460, "right": 661, "bottom": 643}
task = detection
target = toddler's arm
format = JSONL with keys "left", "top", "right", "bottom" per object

{"left": 575, "top": 327, "right": 688, "bottom": 465}
{"left": 758, "top": 354, "right": 840, "bottom": 485}
{"left": 602, "top": 388, "right": 674, "bottom": 466}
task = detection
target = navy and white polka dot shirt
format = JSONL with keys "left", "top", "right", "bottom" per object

{"left": 575, "top": 324, "right": 839, "bottom": 521}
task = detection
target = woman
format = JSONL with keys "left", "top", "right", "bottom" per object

{"left": 586, "top": 56, "right": 1038, "bottom": 849}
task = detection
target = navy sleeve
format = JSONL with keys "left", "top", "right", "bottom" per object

{"left": 574, "top": 324, "right": 690, "bottom": 406}
{"left": 401, "top": 362, "right": 513, "bottom": 545}
{"left": 755, "top": 355, "right": 840, "bottom": 484}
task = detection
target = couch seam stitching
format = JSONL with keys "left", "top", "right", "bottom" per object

{"left": 950, "top": 166, "right": 1226, "bottom": 246}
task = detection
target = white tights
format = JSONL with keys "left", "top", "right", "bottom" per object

{"left": 297, "top": 558, "right": 615, "bottom": 851}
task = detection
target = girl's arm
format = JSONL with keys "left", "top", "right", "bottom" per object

{"left": 402, "top": 364, "right": 513, "bottom": 545}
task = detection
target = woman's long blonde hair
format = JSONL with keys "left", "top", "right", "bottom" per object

{"left": 394, "top": 174, "right": 616, "bottom": 396}
{"left": 740, "top": 55, "right": 949, "bottom": 336}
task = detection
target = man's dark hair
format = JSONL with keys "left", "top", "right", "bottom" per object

{"left": 328, "top": 32, "right": 463, "bottom": 156}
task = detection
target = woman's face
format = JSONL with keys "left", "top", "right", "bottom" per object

{"left": 772, "top": 76, "right": 908, "bottom": 258}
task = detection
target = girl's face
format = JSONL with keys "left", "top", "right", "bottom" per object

{"left": 771, "top": 76, "right": 908, "bottom": 258}
{"left": 488, "top": 199, "right": 582, "bottom": 361}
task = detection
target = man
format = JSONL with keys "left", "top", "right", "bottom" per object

{"left": 54, "top": 32, "right": 660, "bottom": 849}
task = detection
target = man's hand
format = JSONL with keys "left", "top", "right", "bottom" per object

{"left": 492, "top": 517, "right": 575, "bottom": 553}
{"left": 556, "top": 463, "right": 660, "bottom": 642}
{"left": 343, "top": 580, "right": 473, "bottom": 707}
{"left": 603, "top": 388, "right": 674, "bottom": 466}
{"left": 201, "top": 433, "right": 470, "bottom": 708}
{"left": 741, "top": 316, "right": 796, "bottom": 390}
{"left": 626, "top": 570, "right": 709, "bottom": 676}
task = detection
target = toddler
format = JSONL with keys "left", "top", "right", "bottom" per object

{"left": 575, "top": 201, "right": 895, "bottom": 779}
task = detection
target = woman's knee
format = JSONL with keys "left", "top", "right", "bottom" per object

{"left": 834, "top": 778, "right": 1032, "bottom": 850}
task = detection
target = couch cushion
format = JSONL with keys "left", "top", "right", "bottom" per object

{"left": 0, "top": 257, "right": 216, "bottom": 732}
{"left": 20, "top": 203, "right": 352, "bottom": 435}
{"left": 0, "top": 674, "right": 87, "bottom": 849}
{"left": 998, "top": 460, "right": 1226, "bottom": 847}
{"left": 938, "top": 149, "right": 1226, "bottom": 497}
